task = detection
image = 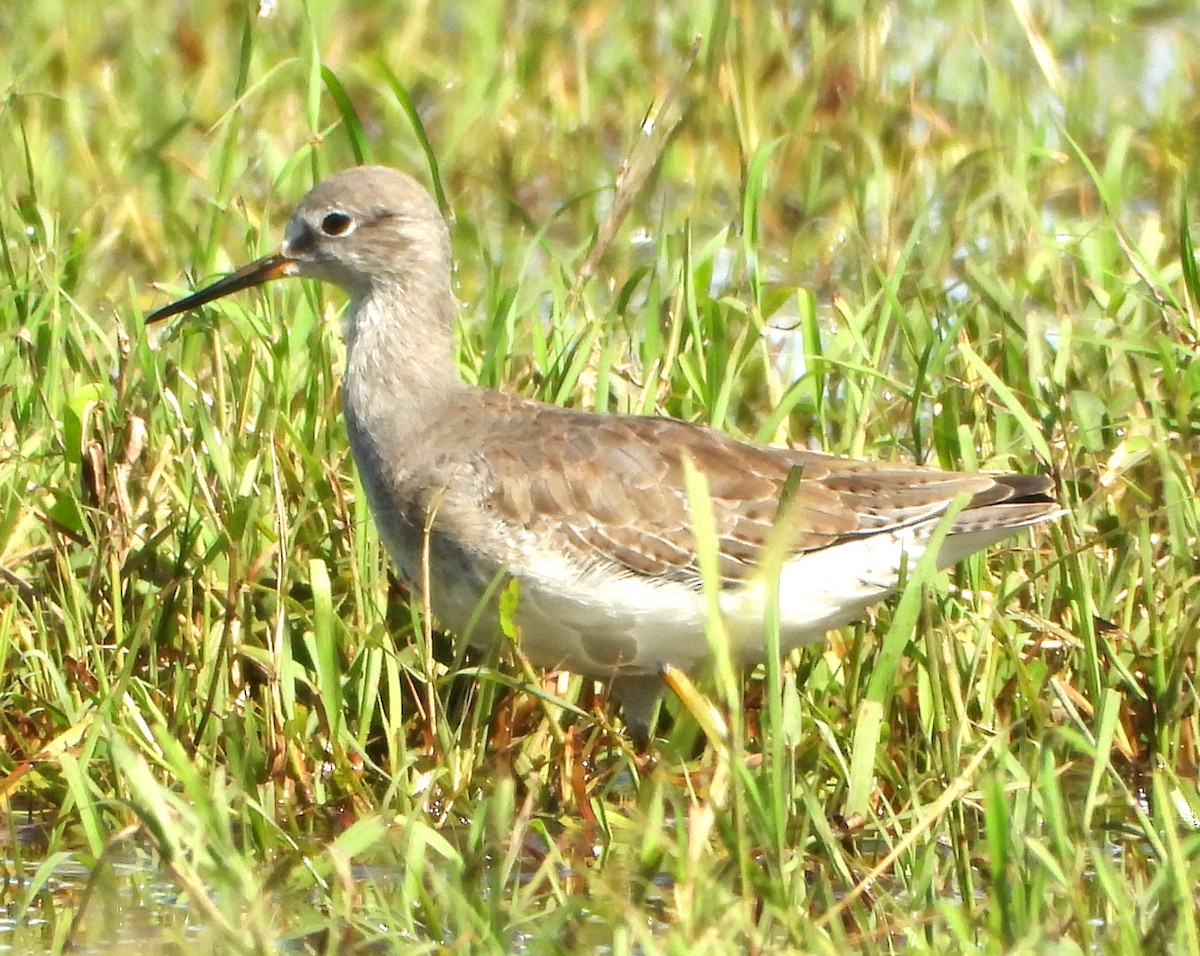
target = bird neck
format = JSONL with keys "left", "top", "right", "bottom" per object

{"left": 342, "top": 278, "right": 464, "bottom": 441}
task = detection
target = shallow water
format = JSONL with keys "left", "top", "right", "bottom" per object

{"left": 0, "top": 847, "right": 204, "bottom": 955}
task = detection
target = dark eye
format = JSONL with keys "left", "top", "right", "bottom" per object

{"left": 321, "top": 211, "right": 354, "bottom": 236}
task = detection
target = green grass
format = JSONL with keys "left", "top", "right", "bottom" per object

{"left": 2, "top": 0, "right": 1199, "bottom": 952}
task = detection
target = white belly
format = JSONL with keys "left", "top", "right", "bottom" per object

{"left": 416, "top": 523, "right": 975, "bottom": 678}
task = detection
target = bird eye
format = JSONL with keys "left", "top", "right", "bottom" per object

{"left": 321, "top": 211, "right": 354, "bottom": 236}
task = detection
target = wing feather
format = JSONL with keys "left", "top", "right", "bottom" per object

{"left": 481, "top": 405, "right": 1055, "bottom": 588}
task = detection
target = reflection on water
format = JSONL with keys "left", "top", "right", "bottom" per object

{"left": 1, "top": 833, "right": 206, "bottom": 955}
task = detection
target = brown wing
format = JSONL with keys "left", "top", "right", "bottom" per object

{"left": 481, "top": 404, "right": 1055, "bottom": 588}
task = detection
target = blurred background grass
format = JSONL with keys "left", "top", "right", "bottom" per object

{"left": 2, "top": 1, "right": 1199, "bottom": 953}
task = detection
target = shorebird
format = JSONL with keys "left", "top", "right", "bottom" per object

{"left": 147, "top": 165, "right": 1059, "bottom": 742}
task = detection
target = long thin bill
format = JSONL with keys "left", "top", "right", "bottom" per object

{"left": 145, "top": 253, "right": 297, "bottom": 324}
